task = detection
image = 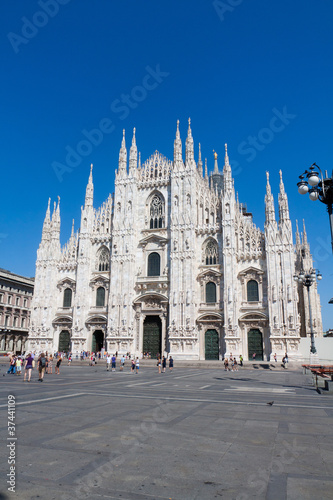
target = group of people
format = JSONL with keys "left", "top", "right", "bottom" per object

{"left": 156, "top": 355, "right": 173, "bottom": 373}
{"left": 224, "top": 354, "right": 243, "bottom": 371}
{"left": 6, "top": 352, "right": 63, "bottom": 382}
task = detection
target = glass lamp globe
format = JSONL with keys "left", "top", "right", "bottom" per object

{"left": 308, "top": 173, "right": 320, "bottom": 186}
{"left": 309, "top": 190, "right": 319, "bottom": 201}
{"left": 298, "top": 183, "right": 309, "bottom": 195}
{"left": 317, "top": 273, "right": 322, "bottom": 281}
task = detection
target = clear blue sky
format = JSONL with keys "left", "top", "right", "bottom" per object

{"left": 1, "top": 0, "right": 332, "bottom": 329}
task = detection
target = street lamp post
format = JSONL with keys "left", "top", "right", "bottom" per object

{"left": 297, "top": 163, "right": 333, "bottom": 253}
{"left": 293, "top": 269, "right": 322, "bottom": 355}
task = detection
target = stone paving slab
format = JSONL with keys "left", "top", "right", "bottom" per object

{"left": 0, "top": 364, "right": 332, "bottom": 499}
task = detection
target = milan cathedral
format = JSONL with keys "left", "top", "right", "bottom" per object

{"left": 28, "top": 120, "right": 322, "bottom": 360}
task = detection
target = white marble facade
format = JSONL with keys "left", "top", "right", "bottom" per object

{"left": 28, "top": 121, "right": 323, "bottom": 360}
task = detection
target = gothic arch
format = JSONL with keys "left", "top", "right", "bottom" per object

{"left": 96, "top": 246, "right": 109, "bottom": 272}
{"left": 146, "top": 191, "right": 165, "bottom": 229}
{"left": 202, "top": 238, "right": 219, "bottom": 265}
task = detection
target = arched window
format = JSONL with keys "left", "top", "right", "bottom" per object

{"left": 149, "top": 194, "right": 165, "bottom": 229}
{"left": 206, "top": 282, "right": 216, "bottom": 303}
{"left": 96, "top": 287, "right": 105, "bottom": 307}
{"left": 63, "top": 288, "right": 72, "bottom": 307}
{"left": 148, "top": 252, "right": 160, "bottom": 276}
{"left": 247, "top": 280, "right": 259, "bottom": 302}
{"left": 96, "top": 246, "right": 109, "bottom": 272}
{"left": 204, "top": 239, "right": 218, "bottom": 265}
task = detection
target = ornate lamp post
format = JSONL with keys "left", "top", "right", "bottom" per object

{"left": 293, "top": 269, "right": 322, "bottom": 354}
{"left": 297, "top": 163, "right": 333, "bottom": 253}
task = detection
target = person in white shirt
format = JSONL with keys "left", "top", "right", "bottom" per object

{"left": 106, "top": 353, "right": 111, "bottom": 371}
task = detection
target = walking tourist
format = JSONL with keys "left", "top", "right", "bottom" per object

{"left": 131, "top": 358, "right": 135, "bottom": 373}
{"left": 24, "top": 353, "right": 34, "bottom": 382}
{"left": 162, "top": 356, "right": 166, "bottom": 373}
{"left": 16, "top": 357, "right": 22, "bottom": 375}
{"left": 111, "top": 354, "right": 117, "bottom": 371}
{"left": 38, "top": 352, "right": 47, "bottom": 381}
{"left": 224, "top": 358, "right": 229, "bottom": 371}
{"left": 169, "top": 356, "right": 173, "bottom": 371}
{"left": 135, "top": 357, "right": 140, "bottom": 374}
{"left": 157, "top": 356, "right": 161, "bottom": 373}
{"left": 106, "top": 353, "right": 111, "bottom": 371}
{"left": 120, "top": 355, "right": 125, "bottom": 371}
{"left": 55, "top": 356, "right": 62, "bottom": 374}
{"left": 7, "top": 355, "right": 16, "bottom": 375}
{"left": 47, "top": 355, "right": 53, "bottom": 374}
{"left": 239, "top": 355, "right": 243, "bottom": 367}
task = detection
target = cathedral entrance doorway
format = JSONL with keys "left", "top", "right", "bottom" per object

{"left": 143, "top": 316, "right": 162, "bottom": 358}
{"left": 248, "top": 329, "right": 263, "bottom": 360}
{"left": 59, "top": 330, "right": 71, "bottom": 353}
{"left": 205, "top": 329, "right": 219, "bottom": 360}
{"left": 92, "top": 330, "right": 104, "bottom": 353}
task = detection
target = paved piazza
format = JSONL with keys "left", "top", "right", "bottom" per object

{"left": 1, "top": 361, "right": 333, "bottom": 499}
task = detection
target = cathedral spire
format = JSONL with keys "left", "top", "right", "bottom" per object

{"left": 223, "top": 144, "right": 233, "bottom": 191}
{"left": 295, "top": 219, "right": 301, "bottom": 247}
{"left": 224, "top": 143, "right": 230, "bottom": 170}
{"left": 213, "top": 150, "right": 219, "bottom": 174}
{"left": 278, "top": 169, "right": 290, "bottom": 223}
{"left": 265, "top": 171, "right": 276, "bottom": 223}
{"left": 118, "top": 129, "right": 127, "bottom": 173}
{"left": 185, "top": 118, "right": 194, "bottom": 166}
{"left": 197, "top": 143, "right": 203, "bottom": 177}
{"left": 42, "top": 197, "right": 51, "bottom": 240}
{"left": 173, "top": 120, "right": 183, "bottom": 165}
{"left": 129, "top": 127, "right": 138, "bottom": 172}
{"left": 302, "top": 219, "right": 308, "bottom": 246}
{"left": 85, "top": 164, "right": 94, "bottom": 208}
{"left": 204, "top": 158, "right": 208, "bottom": 180}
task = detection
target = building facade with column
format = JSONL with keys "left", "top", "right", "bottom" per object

{"left": 28, "top": 121, "right": 323, "bottom": 360}
{"left": 0, "top": 268, "right": 34, "bottom": 354}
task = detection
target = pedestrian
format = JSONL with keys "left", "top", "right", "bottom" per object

{"left": 239, "top": 355, "right": 243, "bottom": 367}
{"left": 111, "top": 354, "right": 117, "bottom": 372}
{"left": 67, "top": 353, "right": 72, "bottom": 365}
{"left": 282, "top": 356, "right": 287, "bottom": 369}
{"left": 55, "top": 356, "right": 62, "bottom": 375}
{"left": 135, "top": 357, "right": 140, "bottom": 374}
{"left": 274, "top": 353, "right": 277, "bottom": 363}
{"left": 233, "top": 357, "right": 238, "bottom": 371}
{"left": 131, "top": 359, "right": 135, "bottom": 373}
{"left": 252, "top": 352, "right": 256, "bottom": 361}
{"left": 285, "top": 353, "right": 288, "bottom": 364}
{"left": 224, "top": 358, "right": 229, "bottom": 371}
{"left": 7, "top": 355, "right": 16, "bottom": 375}
{"left": 48, "top": 355, "right": 53, "bottom": 374}
{"left": 16, "top": 357, "right": 22, "bottom": 376}
{"left": 38, "top": 353, "right": 47, "bottom": 381}
{"left": 162, "top": 356, "right": 166, "bottom": 373}
{"left": 169, "top": 356, "right": 174, "bottom": 371}
{"left": 24, "top": 353, "right": 34, "bottom": 382}
{"left": 120, "top": 355, "right": 125, "bottom": 371}
{"left": 106, "top": 353, "right": 111, "bottom": 371}
{"left": 157, "top": 356, "right": 161, "bottom": 374}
